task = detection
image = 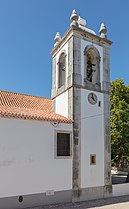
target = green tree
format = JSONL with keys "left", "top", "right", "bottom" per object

{"left": 111, "top": 79, "right": 129, "bottom": 167}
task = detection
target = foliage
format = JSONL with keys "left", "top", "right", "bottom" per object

{"left": 111, "top": 79, "right": 129, "bottom": 167}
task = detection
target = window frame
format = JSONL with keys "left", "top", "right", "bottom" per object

{"left": 54, "top": 130, "right": 72, "bottom": 159}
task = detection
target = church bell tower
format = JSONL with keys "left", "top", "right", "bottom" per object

{"left": 51, "top": 10, "right": 112, "bottom": 201}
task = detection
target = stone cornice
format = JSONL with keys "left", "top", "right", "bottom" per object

{"left": 51, "top": 26, "right": 112, "bottom": 56}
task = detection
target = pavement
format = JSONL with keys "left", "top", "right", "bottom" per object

{"left": 27, "top": 196, "right": 129, "bottom": 209}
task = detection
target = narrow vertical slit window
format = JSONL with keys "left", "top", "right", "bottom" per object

{"left": 98, "top": 101, "right": 101, "bottom": 107}
{"left": 58, "top": 53, "right": 66, "bottom": 88}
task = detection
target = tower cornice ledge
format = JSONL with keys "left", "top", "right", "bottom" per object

{"left": 51, "top": 25, "right": 112, "bottom": 55}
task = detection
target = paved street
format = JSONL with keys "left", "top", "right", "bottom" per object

{"left": 27, "top": 196, "right": 129, "bottom": 209}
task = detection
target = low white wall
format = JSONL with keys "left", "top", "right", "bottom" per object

{"left": 0, "top": 118, "right": 72, "bottom": 198}
{"left": 113, "top": 183, "right": 129, "bottom": 197}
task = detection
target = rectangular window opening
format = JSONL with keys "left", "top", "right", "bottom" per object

{"left": 90, "top": 154, "right": 96, "bottom": 165}
{"left": 57, "top": 133, "right": 71, "bottom": 157}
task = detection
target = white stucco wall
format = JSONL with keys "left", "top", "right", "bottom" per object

{"left": 81, "top": 39, "right": 103, "bottom": 85}
{"left": 113, "top": 184, "right": 129, "bottom": 197}
{"left": 81, "top": 89, "right": 104, "bottom": 188}
{"left": 0, "top": 118, "right": 72, "bottom": 198}
{"left": 55, "top": 91, "right": 68, "bottom": 117}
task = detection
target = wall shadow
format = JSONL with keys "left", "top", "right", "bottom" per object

{"left": 40, "top": 195, "right": 129, "bottom": 209}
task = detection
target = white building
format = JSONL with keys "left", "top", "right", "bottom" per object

{"left": 0, "top": 10, "right": 112, "bottom": 209}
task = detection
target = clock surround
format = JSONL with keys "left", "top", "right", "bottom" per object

{"left": 88, "top": 92, "right": 98, "bottom": 105}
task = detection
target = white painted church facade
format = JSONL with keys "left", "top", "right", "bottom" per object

{"left": 0, "top": 10, "right": 113, "bottom": 209}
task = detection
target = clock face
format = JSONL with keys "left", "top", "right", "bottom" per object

{"left": 88, "top": 93, "right": 97, "bottom": 105}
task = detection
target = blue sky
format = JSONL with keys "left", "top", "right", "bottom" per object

{"left": 0, "top": 0, "right": 129, "bottom": 98}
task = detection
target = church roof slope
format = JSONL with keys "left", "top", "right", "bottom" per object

{"left": 0, "top": 90, "right": 72, "bottom": 124}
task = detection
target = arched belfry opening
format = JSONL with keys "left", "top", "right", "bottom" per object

{"left": 58, "top": 52, "right": 66, "bottom": 88}
{"left": 84, "top": 45, "right": 101, "bottom": 87}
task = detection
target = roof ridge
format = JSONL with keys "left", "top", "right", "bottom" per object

{"left": 0, "top": 90, "right": 51, "bottom": 100}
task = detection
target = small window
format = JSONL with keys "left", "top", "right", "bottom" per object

{"left": 98, "top": 101, "right": 101, "bottom": 107}
{"left": 90, "top": 154, "right": 96, "bottom": 165}
{"left": 58, "top": 53, "right": 66, "bottom": 88}
{"left": 56, "top": 133, "right": 71, "bottom": 157}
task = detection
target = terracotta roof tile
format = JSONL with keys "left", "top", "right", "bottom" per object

{"left": 0, "top": 90, "right": 72, "bottom": 124}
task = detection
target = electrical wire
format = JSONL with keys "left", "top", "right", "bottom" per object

{"left": 76, "top": 112, "right": 110, "bottom": 121}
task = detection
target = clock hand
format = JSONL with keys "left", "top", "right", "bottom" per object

{"left": 92, "top": 96, "right": 95, "bottom": 101}
{"left": 91, "top": 94, "right": 95, "bottom": 101}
